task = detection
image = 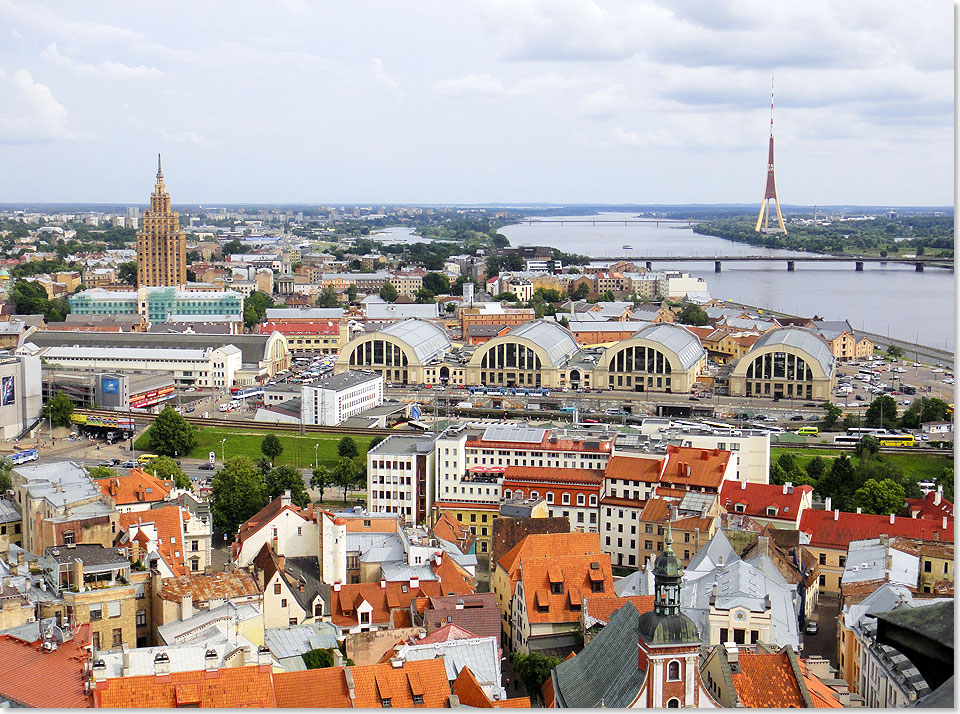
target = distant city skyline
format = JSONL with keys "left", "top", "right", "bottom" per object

{"left": 0, "top": 1, "right": 952, "bottom": 205}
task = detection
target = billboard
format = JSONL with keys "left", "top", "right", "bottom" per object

{"left": 0, "top": 375, "right": 13, "bottom": 407}
{"left": 102, "top": 377, "right": 120, "bottom": 394}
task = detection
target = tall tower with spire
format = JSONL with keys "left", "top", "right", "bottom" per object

{"left": 136, "top": 154, "right": 187, "bottom": 287}
{"left": 755, "top": 77, "right": 787, "bottom": 234}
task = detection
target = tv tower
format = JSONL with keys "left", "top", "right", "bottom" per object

{"left": 755, "top": 77, "right": 786, "bottom": 233}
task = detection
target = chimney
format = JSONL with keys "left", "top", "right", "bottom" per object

{"left": 834, "top": 509, "right": 839, "bottom": 521}
{"left": 380, "top": 577, "right": 387, "bottom": 589}
{"left": 724, "top": 642, "right": 739, "bottom": 671}
{"left": 410, "top": 575, "right": 420, "bottom": 589}
{"left": 390, "top": 657, "right": 403, "bottom": 669}
{"left": 130, "top": 540, "right": 141, "bottom": 564}
{"left": 740, "top": 479, "right": 747, "bottom": 490}
{"left": 943, "top": 516, "right": 948, "bottom": 530}
{"left": 345, "top": 668, "right": 356, "bottom": 701}
{"left": 92, "top": 658, "right": 107, "bottom": 680}
{"left": 824, "top": 496, "right": 832, "bottom": 512}
{"left": 686, "top": 464, "right": 692, "bottom": 477}
{"left": 856, "top": 507, "right": 862, "bottom": 514}
{"left": 434, "top": 550, "right": 443, "bottom": 566}
{"left": 934, "top": 488, "right": 942, "bottom": 505}
{"left": 280, "top": 490, "right": 292, "bottom": 507}
{"left": 205, "top": 649, "right": 218, "bottom": 671}
{"left": 758, "top": 536, "right": 769, "bottom": 557}
{"left": 154, "top": 652, "right": 170, "bottom": 675}
{"left": 257, "top": 645, "right": 272, "bottom": 666}
{"left": 121, "top": 650, "right": 131, "bottom": 677}
{"left": 72, "top": 559, "right": 84, "bottom": 591}
{"left": 455, "top": 599, "right": 464, "bottom": 610}
{"left": 889, "top": 513, "right": 895, "bottom": 524}
{"left": 333, "top": 580, "right": 342, "bottom": 592}
{"left": 181, "top": 594, "right": 193, "bottom": 620}
{"left": 16, "top": 550, "right": 24, "bottom": 567}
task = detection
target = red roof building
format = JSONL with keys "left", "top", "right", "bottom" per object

{"left": 904, "top": 488, "right": 954, "bottom": 521}
{"left": 0, "top": 624, "right": 92, "bottom": 708}
{"left": 502, "top": 466, "right": 603, "bottom": 532}
{"left": 720, "top": 480, "right": 814, "bottom": 529}
{"left": 97, "top": 468, "right": 174, "bottom": 511}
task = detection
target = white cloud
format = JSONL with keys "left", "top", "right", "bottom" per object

{"left": 41, "top": 42, "right": 163, "bottom": 79}
{"left": 435, "top": 73, "right": 508, "bottom": 97}
{"left": 610, "top": 125, "right": 680, "bottom": 147}
{"left": 579, "top": 84, "right": 627, "bottom": 118}
{"left": 161, "top": 130, "right": 211, "bottom": 147}
{"left": 0, "top": 67, "right": 87, "bottom": 144}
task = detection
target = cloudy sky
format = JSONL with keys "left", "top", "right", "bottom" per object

{"left": 0, "top": 0, "right": 953, "bottom": 205}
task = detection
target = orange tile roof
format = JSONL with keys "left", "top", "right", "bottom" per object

{"left": 350, "top": 658, "right": 451, "bottom": 708}
{"left": 502, "top": 466, "right": 605, "bottom": 485}
{"left": 452, "top": 667, "right": 530, "bottom": 708}
{"left": 797, "top": 660, "right": 844, "bottom": 708}
{"left": 98, "top": 468, "right": 173, "bottom": 505}
{"left": 604, "top": 455, "right": 664, "bottom": 482}
{"left": 720, "top": 481, "right": 812, "bottom": 520}
{"left": 800, "top": 509, "right": 954, "bottom": 550}
{"left": 520, "top": 553, "right": 614, "bottom": 624}
{"left": 119, "top": 504, "right": 187, "bottom": 575}
{"left": 432, "top": 510, "right": 476, "bottom": 555}
{"left": 432, "top": 500, "right": 500, "bottom": 511}
{"left": 414, "top": 623, "right": 479, "bottom": 644}
{"left": 93, "top": 665, "right": 277, "bottom": 708}
{"left": 331, "top": 569, "right": 474, "bottom": 628}
{"left": 340, "top": 513, "right": 399, "bottom": 533}
{"left": 273, "top": 668, "right": 353, "bottom": 708}
{"left": 731, "top": 652, "right": 805, "bottom": 708}
{"left": 661, "top": 445, "right": 730, "bottom": 489}
{"left": 639, "top": 498, "right": 670, "bottom": 522}
{"left": 0, "top": 625, "right": 92, "bottom": 708}
{"left": 582, "top": 594, "right": 654, "bottom": 625}
{"left": 157, "top": 569, "right": 260, "bottom": 603}
{"left": 497, "top": 531, "right": 605, "bottom": 578}
{"left": 233, "top": 495, "right": 314, "bottom": 555}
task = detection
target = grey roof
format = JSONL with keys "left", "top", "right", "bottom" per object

{"left": 685, "top": 528, "right": 738, "bottom": 572}
{"left": 26, "top": 330, "right": 280, "bottom": 367}
{"left": 552, "top": 600, "right": 646, "bottom": 708}
{"left": 0, "top": 321, "right": 26, "bottom": 335}
{"left": 481, "top": 424, "right": 547, "bottom": 444}
{"left": 595, "top": 302, "right": 634, "bottom": 317}
{"left": 95, "top": 641, "right": 266, "bottom": 678}
{"left": 842, "top": 538, "right": 920, "bottom": 586}
{"left": 750, "top": 327, "right": 836, "bottom": 376}
{"left": 630, "top": 323, "right": 705, "bottom": 370}
{"left": 375, "top": 319, "right": 451, "bottom": 364}
{"left": 0, "top": 498, "right": 20, "bottom": 524}
{"left": 348, "top": 532, "right": 406, "bottom": 564}
{"left": 157, "top": 602, "right": 262, "bottom": 644}
{"left": 396, "top": 636, "right": 502, "bottom": 693}
{"left": 39, "top": 345, "right": 235, "bottom": 362}
{"left": 366, "top": 302, "right": 440, "bottom": 321}
{"left": 165, "top": 314, "right": 242, "bottom": 323}
{"left": 266, "top": 307, "right": 344, "bottom": 320}
{"left": 14, "top": 461, "right": 103, "bottom": 510}
{"left": 282, "top": 556, "right": 329, "bottom": 613}
{"left": 369, "top": 434, "right": 436, "bottom": 456}
{"left": 504, "top": 320, "right": 579, "bottom": 367}
{"left": 263, "top": 622, "right": 338, "bottom": 660}
{"left": 44, "top": 544, "right": 128, "bottom": 569}
{"left": 306, "top": 370, "right": 382, "bottom": 392}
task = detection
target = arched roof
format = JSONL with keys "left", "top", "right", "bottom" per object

{"left": 375, "top": 319, "right": 451, "bottom": 364}
{"left": 628, "top": 323, "right": 705, "bottom": 371}
{"left": 749, "top": 327, "right": 835, "bottom": 376}
{"left": 500, "top": 320, "right": 580, "bottom": 367}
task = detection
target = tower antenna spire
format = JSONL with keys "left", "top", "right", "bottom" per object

{"left": 755, "top": 76, "right": 786, "bottom": 234}
{"left": 157, "top": 153, "right": 163, "bottom": 179}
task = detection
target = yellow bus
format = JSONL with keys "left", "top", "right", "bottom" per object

{"left": 875, "top": 434, "right": 915, "bottom": 447}
{"left": 137, "top": 453, "right": 160, "bottom": 465}
{"left": 796, "top": 426, "right": 819, "bottom": 436}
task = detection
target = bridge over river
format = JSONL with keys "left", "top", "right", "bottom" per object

{"left": 590, "top": 255, "right": 953, "bottom": 272}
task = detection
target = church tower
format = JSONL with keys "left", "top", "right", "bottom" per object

{"left": 635, "top": 519, "right": 717, "bottom": 708}
{"left": 136, "top": 154, "right": 187, "bottom": 287}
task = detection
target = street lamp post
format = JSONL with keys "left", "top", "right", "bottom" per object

{"left": 314, "top": 443, "right": 320, "bottom": 469}
{"left": 220, "top": 438, "right": 227, "bottom": 464}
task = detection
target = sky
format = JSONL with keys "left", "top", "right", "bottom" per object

{"left": 0, "top": 0, "right": 953, "bottom": 205}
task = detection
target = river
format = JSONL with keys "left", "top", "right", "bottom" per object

{"left": 500, "top": 214, "right": 955, "bottom": 351}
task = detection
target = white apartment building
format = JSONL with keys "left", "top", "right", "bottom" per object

{"left": 639, "top": 420, "right": 771, "bottom": 484}
{"left": 20, "top": 344, "right": 242, "bottom": 390}
{"left": 301, "top": 371, "right": 383, "bottom": 426}
{"left": 658, "top": 271, "right": 709, "bottom": 300}
{"left": 367, "top": 435, "right": 437, "bottom": 524}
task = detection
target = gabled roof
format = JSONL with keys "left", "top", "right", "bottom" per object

{"left": 904, "top": 490, "right": 954, "bottom": 520}
{"left": 423, "top": 592, "right": 500, "bottom": 644}
{"left": 273, "top": 667, "right": 352, "bottom": 708}
{"left": 432, "top": 510, "right": 476, "bottom": 555}
{"left": 604, "top": 455, "right": 664, "bottom": 482}
{"left": 235, "top": 495, "right": 314, "bottom": 549}
{"left": 118, "top": 505, "right": 187, "bottom": 575}
{"left": 519, "top": 553, "right": 614, "bottom": 625}
{"left": 799, "top": 509, "right": 954, "bottom": 550}
{"left": 349, "top": 658, "right": 451, "bottom": 708}
{"left": 732, "top": 652, "right": 806, "bottom": 708}
{"left": 0, "top": 624, "right": 92, "bottom": 708}
{"left": 490, "top": 516, "right": 570, "bottom": 570}
{"left": 661, "top": 445, "right": 730, "bottom": 489}
{"left": 331, "top": 571, "right": 474, "bottom": 629}
{"left": 452, "top": 666, "right": 531, "bottom": 708}
{"left": 502, "top": 465, "right": 605, "bottom": 486}
{"left": 582, "top": 594, "right": 654, "bottom": 626}
{"left": 497, "top": 531, "right": 604, "bottom": 577}
{"left": 720, "top": 480, "right": 812, "bottom": 520}
{"left": 157, "top": 569, "right": 260, "bottom": 603}
{"left": 797, "top": 659, "right": 845, "bottom": 708}
{"left": 94, "top": 665, "right": 277, "bottom": 708}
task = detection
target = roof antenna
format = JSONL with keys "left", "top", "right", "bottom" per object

{"left": 157, "top": 153, "right": 163, "bottom": 179}
{"left": 769, "top": 75, "right": 775, "bottom": 136}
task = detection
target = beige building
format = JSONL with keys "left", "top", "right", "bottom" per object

{"left": 137, "top": 156, "right": 186, "bottom": 288}
{"left": 728, "top": 327, "right": 836, "bottom": 401}
{"left": 594, "top": 323, "right": 706, "bottom": 393}
{"left": 388, "top": 272, "right": 424, "bottom": 298}
{"left": 465, "top": 321, "right": 581, "bottom": 389}
{"left": 336, "top": 319, "right": 454, "bottom": 386}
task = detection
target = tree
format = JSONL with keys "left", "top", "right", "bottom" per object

{"left": 864, "top": 395, "right": 898, "bottom": 429}
{"left": 775, "top": 452, "right": 804, "bottom": 483}
{"left": 147, "top": 405, "right": 199, "bottom": 457}
{"left": 596, "top": 290, "right": 616, "bottom": 302}
{"left": 511, "top": 652, "right": 562, "bottom": 704}
{"left": 379, "top": 282, "right": 399, "bottom": 302}
{"left": 302, "top": 648, "right": 336, "bottom": 669}
{"left": 87, "top": 465, "right": 116, "bottom": 479}
{"left": 854, "top": 434, "right": 880, "bottom": 459}
{"left": 144, "top": 456, "right": 192, "bottom": 491}
{"left": 332, "top": 457, "right": 359, "bottom": 502}
{"left": 571, "top": 282, "right": 591, "bottom": 300}
{"left": 821, "top": 402, "right": 843, "bottom": 430}
{"left": 0, "top": 458, "right": 11, "bottom": 494}
{"left": 414, "top": 288, "right": 435, "bottom": 303}
{"left": 886, "top": 345, "right": 904, "bottom": 360}
{"left": 346, "top": 284, "right": 358, "bottom": 303}
{"left": 211, "top": 456, "right": 267, "bottom": 535}
{"left": 422, "top": 273, "right": 450, "bottom": 295}
{"left": 367, "top": 436, "right": 385, "bottom": 451}
{"left": 265, "top": 465, "right": 310, "bottom": 508}
{"left": 337, "top": 436, "right": 359, "bottom": 460}
{"left": 937, "top": 465, "right": 954, "bottom": 502}
{"left": 493, "top": 292, "right": 519, "bottom": 303}
{"left": 42, "top": 390, "right": 75, "bottom": 428}
{"left": 899, "top": 397, "right": 950, "bottom": 429}
{"left": 559, "top": 315, "right": 570, "bottom": 328}
{"left": 261, "top": 434, "right": 284, "bottom": 463}
{"left": 311, "top": 465, "right": 332, "bottom": 503}
{"left": 852, "top": 478, "right": 906, "bottom": 515}
{"left": 816, "top": 453, "right": 857, "bottom": 510}
{"left": 676, "top": 302, "right": 710, "bottom": 326}
{"left": 317, "top": 285, "right": 340, "bottom": 308}
{"left": 805, "top": 456, "right": 828, "bottom": 484}
{"left": 532, "top": 287, "right": 562, "bottom": 303}
{"left": 244, "top": 290, "right": 274, "bottom": 329}
{"left": 117, "top": 261, "right": 138, "bottom": 286}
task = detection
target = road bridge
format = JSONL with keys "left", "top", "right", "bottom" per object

{"left": 589, "top": 255, "right": 952, "bottom": 272}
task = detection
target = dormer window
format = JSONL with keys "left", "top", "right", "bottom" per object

{"left": 551, "top": 582, "right": 564, "bottom": 595}
{"left": 766, "top": 506, "right": 778, "bottom": 516}
{"left": 734, "top": 504, "right": 746, "bottom": 513}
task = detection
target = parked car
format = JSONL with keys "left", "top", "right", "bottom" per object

{"left": 121, "top": 460, "right": 138, "bottom": 468}
{"left": 803, "top": 402, "right": 818, "bottom": 407}
{"left": 199, "top": 463, "right": 216, "bottom": 471}
{"left": 789, "top": 415, "right": 804, "bottom": 421}
{"left": 97, "top": 461, "right": 115, "bottom": 468}
{"left": 805, "top": 621, "right": 819, "bottom": 635}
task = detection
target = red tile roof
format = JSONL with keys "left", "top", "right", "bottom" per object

{"left": 497, "top": 531, "right": 604, "bottom": 577}
{"left": 731, "top": 652, "right": 805, "bottom": 708}
{"left": 800, "top": 509, "right": 954, "bottom": 550}
{"left": 118, "top": 504, "right": 187, "bottom": 575}
{"left": 432, "top": 510, "right": 476, "bottom": 554}
{"left": 94, "top": 665, "right": 278, "bottom": 708}
{"left": 583, "top": 594, "right": 654, "bottom": 625}
{"left": 720, "top": 481, "right": 812, "bottom": 521}
{"left": 415, "top": 622, "right": 479, "bottom": 644}
{"left": 661, "top": 445, "right": 731, "bottom": 489}
{"left": 452, "top": 666, "right": 530, "bottom": 708}
{"left": 502, "top": 466, "right": 605, "bottom": 486}
{"left": 350, "top": 658, "right": 451, "bottom": 708}
{"left": 604, "top": 455, "right": 665, "bottom": 482}
{"left": 904, "top": 490, "right": 954, "bottom": 520}
{"left": 519, "top": 552, "right": 614, "bottom": 624}
{"left": 0, "top": 625, "right": 92, "bottom": 708}
{"left": 797, "top": 659, "right": 844, "bottom": 708}
{"left": 98, "top": 468, "right": 173, "bottom": 506}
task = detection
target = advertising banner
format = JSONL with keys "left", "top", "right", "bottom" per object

{"left": 0, "top": 375, "right": 14, "bottom": 406}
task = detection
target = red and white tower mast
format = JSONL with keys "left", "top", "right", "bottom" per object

{"left": 755, "top": 77, "right": 786, "bottom": 233}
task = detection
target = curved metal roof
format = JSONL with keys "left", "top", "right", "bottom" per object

{"left": 751, "top": 327, "right": 835, "bottom": 376}
{"left": 377, "top": 319, "right": 451, "bottom": 364}
{"left": 504, "top": 320, "right": 580, "bottom": 367}
{"left": 630, "top": 323, "right": 705, "bottom": 370}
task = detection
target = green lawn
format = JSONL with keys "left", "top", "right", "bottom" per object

{"left": 135, "top": 425, "right": 377, "bottom": 469}
{"left": 771, "top": 446, "right": 951, "bottom": 482}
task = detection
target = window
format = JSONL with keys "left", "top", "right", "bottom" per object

{"left": 136, "top": 609, "right": 146, "bottom": 626}
{"left": 413, "top": 695, "right": 424, "bottom": 705}
{"left": 667, "top": 660, "right": 681, "bottom": 681}
{"left": 289, "top": 617, "right": 298, "bottom": 626}
{"left": 645, "top": 524, "right": 653, "bottom": 534}
{"left": 819, "top": 574, "right": 826, "bottom": 587}
{"left": 381, "top": 699, "right": 392, "bottom": 708}
{"left": 838, "top": 556, "right": 846, "bottom": 568}
{"left": 191, "top": 540, "right": 199, "bottom": 552}
{"left": 666, "top": 698, "right": 680, "bottom": 708}
{"left": 108, "top": 601, "right": 121, "bottom": 618}
{"left": 275, "top": 583, "right": 282, "bottom": 594}
{"left": 281, "top": 598, "right": 287, "bottom": 607}
{"left": 577, "top": 494, "right": 585, "bottom": 506}
{"left": 63, "top": 530, "right": 75, "bottom": 545}
{"left": 734, "top": 504, "right": 745, "bottom": 513}
{"left": 684, "top": 533, "right": 690, "bottom": 543}
{"left": 90, "top": 604, "right": 103, "bottom": 621}
{"left": 112, "top": 628, "right": 122, "bottom": 647}
{"left": 562, "top": 493, "right": 570, "bottom": 505}
{"left": 551, "top": 582, "right": 564, "bottom": 595}
{"left": 190, "top": 558, "right": 199, "bottom": 572}
{"left": 545, "top": 493, "right": 554, "bottom": 504}
{"left": 92, "top": 632, "right": 100, "bottom": 649}
{"left": 297, "top": 527, "right": 302, "bottom": 536}
{"left": 925, "top": 561, "right": 932, "bottom": 572}
{"left": 819, "top": 553, "right": 827, "bottom": 565}
{"left": 645, "top": 540, "right": 653, "bottom": 550}
{"left": 315, "top": 603, "right": 323, "bottom": 617}
{"left": 591, "top": 580, "right": 604, "bottom": 593}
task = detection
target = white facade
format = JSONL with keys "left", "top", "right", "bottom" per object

{"left": 0, "top": 354, "right": 42, "bottom": 441}
{"left": 318, "top": 511, "right": 347, "bottom": 585}
{"left": 435, "top": 429, "right": 503, "bottom": 506}
{"left": 22, "top": 344, "right": 242, "bottom": 389}
{"left": 659, "top": 272, "right": 709, "bottom": 300}
{"left": 233, "top": 499, "right": 319, "bottom": 567}
{"left": 301, "top": 371, "right": 384, "bottom": 426}
{"left": 640, "top": 421, "right": 771, "bottom": 485}
{"left": 367, "top": 435, "right": 436, "bottom": 523}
